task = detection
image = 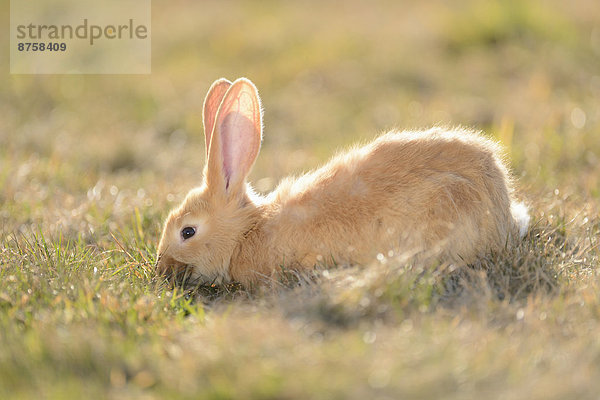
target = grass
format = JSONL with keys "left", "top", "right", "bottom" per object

{"left": 2, "top": 0, "right": 600, "bottom": 398}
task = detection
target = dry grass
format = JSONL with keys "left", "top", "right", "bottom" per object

{"left": 1, "top": 0, "right": 600, "bottom": 398}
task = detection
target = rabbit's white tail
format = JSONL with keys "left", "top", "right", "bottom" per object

{"left": 511, "top": 201, "right": 530, "bottom": 238}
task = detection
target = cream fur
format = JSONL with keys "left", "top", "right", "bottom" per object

{"left": 156, "top": 78, "right": 529, "bottom": 286}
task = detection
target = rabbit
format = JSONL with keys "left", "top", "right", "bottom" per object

{"left": 156, "top": 77, "right": 530, "bottom": 286}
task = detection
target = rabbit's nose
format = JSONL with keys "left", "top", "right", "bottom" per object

{"left": 155, "top": 254, "right": 191, "bottom": 285}
{"left": 156, "top": 254, "right": 182, "bottom": 275}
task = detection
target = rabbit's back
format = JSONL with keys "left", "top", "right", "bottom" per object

{"left": 268, "top": 128, "right": 519, "bottom": 267}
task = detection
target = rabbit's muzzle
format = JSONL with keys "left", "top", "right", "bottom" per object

{"left": 155, "top": 254, "right": 191, "bottom": 284}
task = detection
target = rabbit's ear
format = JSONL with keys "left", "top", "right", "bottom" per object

{"left": 205, "top": 78, "right": 262, "bottom": 199}
{"left": 203, "top": 78, "right": 232, "bottom": 158}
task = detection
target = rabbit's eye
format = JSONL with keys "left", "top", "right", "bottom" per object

{"left": 181, "top": 227, "right": 196, "bottom": 240}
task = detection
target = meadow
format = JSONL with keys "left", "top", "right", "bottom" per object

{"left": 1, "top": 0, "right": 600, "bottom": 398}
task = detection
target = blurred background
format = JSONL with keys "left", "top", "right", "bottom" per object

{"left": 1, "top": 0, "right": 599, "bottom": 243}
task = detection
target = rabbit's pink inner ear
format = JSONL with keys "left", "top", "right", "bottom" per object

{"left": 214, "top": 79, "right": 262, "bottom": 192}
{"left": 203, "top": 79, "right": 232, "bottom": 157}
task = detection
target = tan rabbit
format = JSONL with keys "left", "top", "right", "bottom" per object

{"left": 156, "top": 77, "right": 529, "bottom": 286}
